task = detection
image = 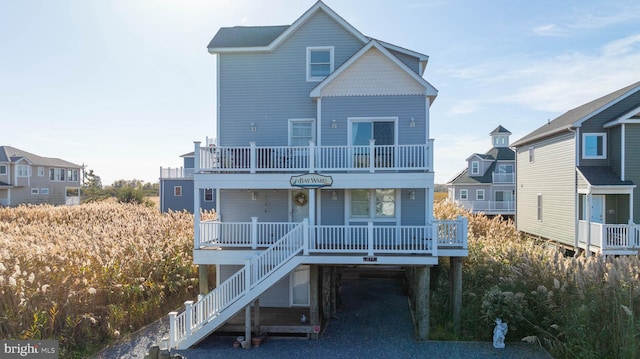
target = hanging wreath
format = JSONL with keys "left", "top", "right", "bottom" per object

{"left": 294, "top": 192, "right": 308, "bottom": 206}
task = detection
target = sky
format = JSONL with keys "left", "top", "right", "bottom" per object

{"left": 1, "top": 0, "right": 640, "bottom": 186}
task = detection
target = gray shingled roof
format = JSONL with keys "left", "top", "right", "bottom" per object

{"left": 489, "top": 125, "right": 511, "bottom": 135}
{"left": 448, "top": 162, "right": 496, "bottom": 185}
{"left": 577, "top": 166, "right": 635, "bottom": 187}
{"left": 0, "top": 146, "right": 81, "bottom": 168}
{"left": 512, "top": 81, "right": 640, "bottom": 147}
{"left": 207, "top": 25, "right": 290, "bottom": 49}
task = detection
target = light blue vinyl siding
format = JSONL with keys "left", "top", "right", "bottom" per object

{"left": 320, "top": 96, "right": 426, "bottom": 146}
{"left": 401, "top": 188, "right": 425, "bottom": 225}
{"left": 320, "top": 189, "right": 344, "bottom": 224}
{"left": 160, "top": 180, "right": 216, "bottom": 213}
{"left": 218, "top": 11, "right": 364, "bottom": 147}
{"left": 219, "top": 190, "right": 289, "bottom": 222}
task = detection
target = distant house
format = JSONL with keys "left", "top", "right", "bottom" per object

{"left": 512, "top": 81, "right": 640, "bottom": 256}
{"left": 0, "top": 146, "right": 81, "bottom": 206}
{"left": 447, "top": 126, "right": 515, "bottom": 217}
{"left": 167, "top": 1, "right": 468, "bottom": 350}
{"left": 159, "top": 142, "right": 216, "bottom": 213}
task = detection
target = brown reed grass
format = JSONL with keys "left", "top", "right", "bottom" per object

{"left": 0, "top": 202, "right": 214, "bottom": 357}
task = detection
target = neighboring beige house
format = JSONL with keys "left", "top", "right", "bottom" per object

{"left": 0, "top": 146, "right": 82, "bottom": 206}
{"left": 512, "top": 81, "right": 640, "bottom": 256}
{"left": 447, "top": 125, "right": 515, "bottom": 218}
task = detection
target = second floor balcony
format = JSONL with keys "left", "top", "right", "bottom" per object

{"left": 492, "top": 172, "right": 515, "bottom": 183}
{"left": 194, "top": 140, "right": 433, "bottom": 174}
{"left": 160, "top": 167, "right": 194, "bottom": 179}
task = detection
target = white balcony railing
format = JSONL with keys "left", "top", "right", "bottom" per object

{"left": 577, "top": 220, "right": 640, "bottom": 252}
{"left": 456, "top": 200, "right": 515, "bottom": 213}
{"left": 160, "top": 167, "right": 194, "bottom": 179}
{"left": 492, "top": 173, "right": 515, "bottom": 183}
{"left": 194, "top": 140, "right": 433, "bottom": 173}
{"left": 197, "top": 216, "right": 468, "bottom": 255}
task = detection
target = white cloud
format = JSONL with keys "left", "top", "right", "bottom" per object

{"left": 532, "top": 24, "right": 566, "bottom": 37}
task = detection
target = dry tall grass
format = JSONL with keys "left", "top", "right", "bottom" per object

{"left": 0, "top": 202, "right": 213, "bottom": 357}
{"left": 433, "top": 202, "right": 640, "bottom": 358}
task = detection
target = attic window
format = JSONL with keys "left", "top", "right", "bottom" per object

{"left": 582, "top": 133, "right": 606, "bottom": 159}
{"left": 307, "top": 47, "right": 334, "bottom": 82}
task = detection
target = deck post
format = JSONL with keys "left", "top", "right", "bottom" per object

{"left": 251, "top": 217, "right": 258, "bottom": 249}
{"left": 368, "top": 139, "right": 375, "bottom": 172}
{"left": 309, "top": 265, "right": 320, "bottom": 340}
{"left": 367, "top": 221, "right": 374, "bottom": 256}
{"left": 198, "top": 265, "right": 209, "bottom": 295}
{"left": 322, "top": 266, "right": 331, "bottom": 321}
{"left": 184, "top": 301, "right": 193, "bottom": 339}
{"left": 416, "top": 265, "right": 430, "bottom": 340}
{"left": 449, "top": 257, "right": 462, "bottom": 334}
{"left": 249, "top": 142, "right": 256, "bottom": 174}
{"left": 253, "top": 299, "right": 260, "bottom": 334}
{"left": 168, "top": 312, "right": 177, "bottom": 348}
{"left": 244, "top": 305, "right": 251, "bottom": 349}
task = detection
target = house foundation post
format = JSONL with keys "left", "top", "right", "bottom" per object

{"left": 253, "top": 299, "right": 260, "bottom": 334}
{"left": 322, "top": 266, "right": 331, "bottom": 321}
{"left": 244, "top": 305, "right": 251, "bottom": 349}
{"left": 330, "top": 266, "right": 337, "bottom": 316}
{"left": 416, "top": 265, "right": 430, "bottom": 340}
{"left": 309, "top": 265, "right": 320, "bottom": 340}
{"left": 198, "top": 265, "right": 209, "bottom": 295}
{"left": 449, "top": 257, "right": 462, "bottom": 334}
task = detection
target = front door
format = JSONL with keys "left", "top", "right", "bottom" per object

{"left": 590, "top": 195, "right": 605, "bottom": 223}
{"left": 291, "top": 189, "right": 309, "bottom": 223}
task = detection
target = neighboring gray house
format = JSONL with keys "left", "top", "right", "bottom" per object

{"left": 0, "top": 146, "right": 81, "bottom": 206}
{"left": 447, "top": 125, "right": 515, "bottom": 217}
{"left": 512, "top": 81, "right": 640, "bottom": 256}
{"left": 168, "top": 1, "right": 468, "bottom": 349}
{"left": 159, "top": 144, "right": 216, "bottom": 213}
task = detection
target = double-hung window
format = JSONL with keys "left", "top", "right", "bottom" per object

{"left": 350, "top": 189, "right": 396, "bottom": 219}
{"left": 49, "top": 168, "right": 65, "bottom": 181}
{"left": 306, "top": 47, "right": 333, "bottom": 81}
{"left": 17, "top": 165, "right": 30, "bottom": 177}
{"left": 0, "top": 165, "right": 6, "bottom": 175}
{"left": 582, "top": 133, "right": 606, "bottom": 159}
{"left": 460, "top": 189, "right": 468, "bottom": 200}
{"left": 67, "top": 169, "right": 79, "bottom": 182}
{"left": 471, "top": 161, "right": 479, "bottom": 175}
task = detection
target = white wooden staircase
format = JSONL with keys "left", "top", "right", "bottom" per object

{"left": 169, "top": 220, "right": 308, "bottom": 349}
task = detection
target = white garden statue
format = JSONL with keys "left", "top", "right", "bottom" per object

{"left": 493, "top": 318, "right": 508, "bottom": 349}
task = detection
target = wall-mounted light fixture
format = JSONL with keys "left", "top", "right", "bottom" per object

{"left": 331, "top": 119, "right": 337, "bottom": 129}
{"left": 409, "top": 118, "right": 416, "bottom": 128}
{"left": 409, "top": 189, "right": 416, "bottom": 200}
{"left": 250, "top": 122, "right": 257, "bottom": 132}
{"left": 251, "top": 191, "right": 257, "bottom": 201}
{"left": 332, "top": 191, "right": 338, "bottom": 200}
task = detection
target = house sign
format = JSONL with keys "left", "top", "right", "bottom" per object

{"left": 290, "top": 174, "right": 333, "bottom": 188}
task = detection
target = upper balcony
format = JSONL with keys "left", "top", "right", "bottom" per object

{"left": 194, "top": 140, "right": 434, "bottom": 174}
{"left": 160, "top": 167, "right": 194, "bottom": 179}
{"left": 492, "top": 172, "right": 515, "bottom": 184}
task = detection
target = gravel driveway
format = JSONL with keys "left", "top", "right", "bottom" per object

{"left": 97, "top": 277, "right": 552, "bottom": 359}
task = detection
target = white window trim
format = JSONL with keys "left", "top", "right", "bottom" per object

{"left": 347, "top": 189, "right": 399, "bottom": 222}
{"left": 306, "top": 46, "right": 334, "bottom": 82}
{"left": 347, "top": 117, "right": 399, "bottom": 146}
{"left": 471, "top": 161, "right": 479, "bottom": 175}
{"left": 582, "top": 132, "right": 607, "bottom": 159}
{"left": 529, "top": 146, "right": 535, "bottom": 163}
{"left": 289, "top": 265, "right": 310, "bottom": 307}
{"left": 288, "top": 118, "right": 316, "bottom": 146}
{"left": 41, "top": 188, "right": 49, "bottom": 195}
{"left": 174, "top": 186, "right": 182, "bottom": 197}
{"left": 17, "top": 165, "right": 30, "bottom": 177}
{"left": 38, "top": 167, "right": 45, "bottom": 177}
{"left": 476, "top": 189, "right": 485, "bottom": 200}
{"left": 31, "top": 188, "right": 39, "bottom": 195}
{"left": 0, "top": 165, "right": 6, "bottom": 175}
{"left": 460, "top": 189, "right": 468, "bottom": 200}
{"left": 204, "top": 188, "right": 213, "bottom": 202}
